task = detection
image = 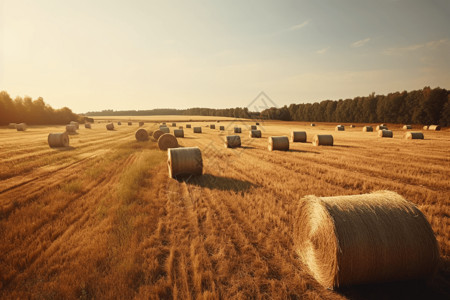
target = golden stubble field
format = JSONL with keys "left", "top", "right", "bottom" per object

{"left": 0, "top": 117, "right": 449, "bottom": 299}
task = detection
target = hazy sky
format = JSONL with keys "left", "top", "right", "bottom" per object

{"left": 1, "top": 0, "right": 449, "bottom": 113}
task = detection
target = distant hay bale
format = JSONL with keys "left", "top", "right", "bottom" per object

{"left": 225, "top": 135, "right": 241, "bottom": 148}
{"left": 66, "top": 124, "right": 77, "bottom": 133}
{"left": 291, "top": 131, "right": 307, "bottom": 142}
{"left": 135, "top": 128, "right": 149, "bottom": 141}
{"left": 172, "top": 122, "right": 176, "bottom": 127}
{"left": 376, "top": 125, "right": 388, "bottom": 131}
{"left": 310, "top": 123, "right": 316, "bottom": 127}
{"left": 174, "top": 129, "right": 184, "bottom": 138}
{"left": 193, "top": 127, "right": 202, "bottom": 133}
{"left": 160, "top": 127, "right": 170, "bottom": 133}
{"left": 167, "top": 147, "right": 203, "bottom": 178}
{"left": 161, "top": 122, "right": 166, "bottom": 125}
{"left": 251, "top": 125, "right": 257, "bottom": 130}
{"left": 158, "top": 133, "right": 179, "bottom": 150}
{"left": 84, "top": 123, "right": 91, "bottom": 129}
{"left": 428, "top": 125, "right": 441, "bottom": 131}
{"left": 210, "top": 124, "right": 216, "bottom": 129}
{"left": 380, "top": 123, "right": 387, "bottom": 126}
{"left": 335, "top": 125, "right": 345, "bottom": 131}
{"left": 48, "top": 132, "right": 69, "bottom": 148}
{"left": 186, "top": 124, "right": 191, "bottom": 128}
{"left": 423, "top": 125, "right": 429, "bottom": 130}
{"left": 378, "top": 129, "right": 393, "bottom": 138}
{"left": 70, "top": 121, "right": 79, "bottom": 129}
{"left": 16, "top": 123, "right": 27, "bottom": 131}
{"left": 159, "top": 125, "right": 168, "bottom": 130}
{"left": 128, "top": 122, "right": 132, "bottom": 126}
{"left": 219, "top": 126, "right": 225, "bottom": 131}
{"left": 152, "top": 130, "right": 164, "bottom": 140}
{"left": 362, "top": 126, "right": 373, "bottom": 132}
{"left": 312, "top": 134, "right": 333, "bottom": 146}
{"left": 118, "top": 121, "right": 122, "bottom": 125}
{"left": 106, "top": 123, "right": 115, "bottom": 131}
{"left": 249, "top": 130, "right": 262, "bottom": 138}
{"left": 405, "top": 132, "right": 424, "bottom": 139}
{"left": 349, "top": 125, "right": 355, "bottom": 128}
{"left": 403, "top": 125, "right": 412, "bottom": 130}
{"left": 178, "top": 126, "right": 183, "bottom": 129}
{"left": 8, "top": 123, "right": 16, "bottom": 129}
{"left": 234, "top": 127, "right": 242, "bottom": 133}
{"left": 256, "top": 122, "right": 260, "bottom": 125}
{"left": 293, "top": 190, "right": 439, "bottom": 289}
{"left": 268, "top": 136, "right": 289, "bottom": 151}
{"left": 139, "top": 121, "right": 144, "bottom": 126}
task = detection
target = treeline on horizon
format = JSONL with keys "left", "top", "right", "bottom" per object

{"left": 0, "top": 91, "right": 81, "bottom": 126}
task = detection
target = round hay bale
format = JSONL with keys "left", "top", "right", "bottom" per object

{"left": 171, "top": 123, "right": 176, "bottom": 127}
{"left": 378, "top": 129, "right": 393, "bottom": 138}
{"left": 403, "top": 125, "right": 412, "bottom": 130}
{"left": 153, "top": 130, "right": 164, "bottom": 140}
{"left": 380, "top": 123, "right": 387, "bottom": 126}
{"left": 255, "top": 122, "right": 260, "bottom": 125}
{"left": 158, "top": 134, "right": 178, "bottom": 150}
{"left": 349, "top": 125, "right": 355, "bottom": 128}
{"left": 219, "top": 126, "right": 225, "bottom": 131}
{"left": 161, "top": 122, "right": 166, "bottom": 125}
{"left": 128, "top": 122, "right": 132, "bottom": 126}
{"left": 249, "top": 130, "right": 262, "bottom": 138}
{"left": 294, "top": 190, "right": 439, "bottom": 289}
{"left": 118, "top": 121, "right": 122, "bottom": 125}
{"left": 193, "top": 127, "right": 202, "bottom": 133}
{"left": 291, "top": 131, "right": 307, "bottom": 142}
{"left": 251, "top": 125, "right": 257, "bottom": 130}
{"left": 186, "top": 124, "right": 191, "bottom": 128}
{"left": 178, "top": 126, "right": 183, "bottom": 129}
{"left": 428, "top": 125, "right": 441, "bottom": 131}
{"left": 225, "top": 135, "right": 241, "bottom": 148}
{"left": 310, "top": 123, "right": 316, "bottom": 127}
{"left": 66, "top": 124, "right": 77, "bottom": 133}
{"left": 139, "top": 121, "right": 144, "bottom": 126}
{"left": 174, "top": 129, "right": 184, "bottom": 138}
{"left": 159, "top": 125, "right": 168, "bottom": 130}
{"left": 168, "top": 147, "right": 203, "bottom": 178}
{"left": 16, "top": 123, "right": 27, "bottom": 131}
{"left": 405, "top": 132, "right": 424, "bottom": 139}
{"left": 234, "top": 127, "right": 242, "bottom": 134}
{"left": 335, "top": 125, "right": 345, "bottom": 131}
{"left": 423, "top": 125, "right": 429, "bottom": 130}
{"left": 135, "top": 128, "right": 149, "bottom": 141}
{"left": 376, "top": 125, "right": 388, "bottom": 131}
{"left": 85, "top": 123, "right": 92, "bottom": 129}
{"left": 362, "top": 126, "right": 373, "bottom": 132}
{"left": 160, "top": 127, "right": 170, "bottom": 133}
{"left": 48, "top": 132, "right": 69, "bottom": 148}
{"left": 106, "top": 123, "right": 114, "bottom": 131}
{"left": 8, "top": 123, "right": 17, "bottom": 129}
{"left": 268, "top": 136, "right": 289, "bottom": 151}
{"left": 70, "top": 121, "right": 79, "bottom": 129}
{"left": 210, "top": 124, "right": 216, "bottom": 129}
{"left": 312, "top": 134, "right": 333, "bottom": 146}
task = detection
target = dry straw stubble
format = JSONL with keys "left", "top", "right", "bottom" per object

{"left": 158, "top": 133, "right": 179, "bottom": 150}
{"left": 167, "top": 147, "right": 203, "bottom": 178}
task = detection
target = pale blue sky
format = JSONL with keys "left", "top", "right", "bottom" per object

{"left": 1, "top": 0, "right": 449, "bottom": 113}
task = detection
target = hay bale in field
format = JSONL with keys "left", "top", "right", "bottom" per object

{"left": 84, "top": 123, "right": 92, "bottom": 129}
{"left": 106, "top": 123, "right": 115, "bottom": 131}
{"left": 335, "top": 125, "right": 345, "bottom": 131}
{"left": 405, "top": 132, "right": 424, "bottom": 139}
{"left": 161, "top": 122, "right": 166, "bottom": 125}
{"left": 8, "top": 123, "right": 17, "bottom": 129}
{"left": 70, "top": 121, "right": 79, "bottom": 129}
{"left": 219, "top": 126, "right": 225, "bottom": 131}
{"left": 268, "top": 136, "right": 289, "bottom": 151}
{"left": 234, "top": 127, "right": 242, "bottom": 133}
{"left": 48, "top": 132, "right": 69, "bottom": 148}
{"left": 186, "top": 124, "right": 191, "bottom": 128}
{"left": 380, "top": 123, "right": 387, "bottom": 126}
{"left": 159, "top": 125, "right": 168, "bottom": 129}
{"left": 135, "top": 128, "right": 149, "bottom": 141}
{"left": 16, "top": 123, "right": 27, "bottom": 131}
{"left": 362, "top": 126, "right": 373, "bottom": 132}
{"left": 167, "top": 147, "right": 203, "bottom": 178}
{"left": 376, "top": 125, "right": 388, "bottom": 131}
{"left": 249, "top": 130, "right": 262, "bottom": 138}
{"left": 66, "top": 124, "right": 77, "bottom": 133}
{"left": 251, "top": 125, "right": 257, "bottom": 130}
{"left": 128, "top": 122, "right": 132, "bottom": 126}
{"left": 225, "top": 135, "right": 241, "bottom": 148}
{"left": 158, "top": 133, "right": 178, "bottom": 150}
{"left": 174, "top": 129, "right": 184, "bottom": 138}
{"left": 256, "top": 122, "right": 260, "bottom": 125}
{"left": 171, "top": 122, "right": 176, "bottom": 127}
{"left": 291, "top": 131, "right": 307, "bottom": 142}
{"left": 294, "top": 190, "right": 439, "bottom": 289}
{"left": 153, "top": 130, "right": 164, "bottom": 140}
{"left": 310, "top": 123, "right": 316, "bottom": 127}
{"left": 179, "top": 126, "right": 183, "bottom": 129}
{"left": 193, "top": 127, "right": 202, "bottom": 133}
{"left": 423, "top": 125, "right": 428, "bottom": 130}
{"left": 139, "top": 121, "right": 144, "bottom": 126}
{"left": 210, "top": 124, "right": 216, "bottom": 129}
{"left": 118, "top": 121, "right": 122, "bottom": 125}
{"left": 403, "top": 125, "right": 412, "bottom": 130}
{"left": 312, "top": 134, "right": 333, "bottom": 146}
{"left": 378, "top": 129, "right": 393, "bottom": 138}
{"left": 349, "top": 125, "right": 355, "bottom": 128}
{"left": 160, "top": 127, "right": 170, "bottom": 133}
{"left": 428, "top": 125, "right": 441, "bottom": 131}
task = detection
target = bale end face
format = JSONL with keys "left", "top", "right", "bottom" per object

{"left": 135, "top": 128, "right": 149, "bottom": 141}
{"left": 158, "top": 134, "right": 179, "bottom": 150}
{"left": 152, "top": 130, "right": 164, "bottom": 140}
{"left": 168, "top": 147, "right": 203, "bottom": 178}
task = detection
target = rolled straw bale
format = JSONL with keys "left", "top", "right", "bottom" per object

{"left": 256, "top": 122, "right": 260, "bottom": 125}
{"left": 362, "top": 126, "right": 373, "bottom": 132}
{"left": 186, "top": 124, "right": 192, "bottom": 128}
{"left": 160, "top": 127, "right": 170, "bottom": 133}
{"left": 48, "top": 132, "right": 69, "bottom": 148}
{"left": 153, "top": 130, "right": 164, "bottom": 140}
{"left": 335, "top": 125, "right": 345, "bottom": 131}
{"left": 16, "top": 123, "right": 27, "bottom": 131}
{"left": 291, "top": 131, "right": 307, "bottom": 142}
{"left": 310, "top": 123, "right": 316, "bottom": 127}
{"left": 405, "top": 132, "right": 424, "bottom": 139}
{"left": 135, "top": 128, "right": 149, "bottom": 141}
{"left": 376, "top": 125, "right": 388, "bottom": 131}
{"left": 268, "top": 136, "right": 289, "bottom": 151}
{"left": 219, "top": 126, "right": 225, "bottom": 131}
{"left": 178, "top": 126, "right": 183, "bottom": 129}
{"left": 159, "top": 125, "right": 168, "bottom": 130}
{"left": 8, "top": 123, "right": 17, "bottom": 129}
{"left": 174, "top": 129, "right": 184, "bottom": 138}
{"left": 139, "top": 121, "right": 144, "bottom": 126}
{"left": 294, "top": 190, "right": 439, "bottom": 289}
{"left": 312, "top": 134, "right": 333, "bottom": 146}
{"left": 85, "top": 123, "right": 91, "bottom": 129}
{"left": 193, "top": 127, "right": 202, "bottom": 133}
{"left": 234, "top": 127, "right": 242, "bottom": 134}
{"left": 118, "top": 122, "right": 122, "bottom": 125}
{"left": 251, "top": 125, "right": 257, "bottom": 130}
{"left": 167, "top": 147, "right": 203, "bottom": 178}
{"left": 66, "top": 124, "right": 77, "bottom": 133}
{"left": 158, "top": 133, "right": 178, "bottom": 150}
{"left": 380, "top": 123, "right": 387, "bottom": 126}
{"left": 378, "top": 129, "right": 393, "bottom": 138}
{"left": 349, "top": 125, "right": 355, "bottom": 128}
{"left": 210, "top": 124, "right": 216, "bottom": 129}
{"left": 172, "top": 123, "right": 176, "bottom": 127}
{"left": 403, "top": 125, "right": 412, "bottom": 130}
{"left": 423, "top": 125, "right": 428, "bottom": 130}
{"left": 162, "top": 122, "right": 166, "bottom": 125}
{"left": 128, "top": 122, "right": 132, "bottom": 126}
{"left": 428, "top": 125, "right": 441, "bottom": 131}
{"left": 249, "top": 130, "right": 262, "bottom": 138}
{"left": 224, "top": 135, "right": 241, "bottom": 148}
{"left": 70, "top": 121, "right": 79, "bottom": 129}
{"left": 106, "top": 123, "right": 115, "bottom": 131}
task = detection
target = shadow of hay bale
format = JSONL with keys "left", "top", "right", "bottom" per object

{"left": 55, "top": 146, "right": 76, "bottom": 151}
{"left": 183, "top": 174, "right": 255, "bottom": 192}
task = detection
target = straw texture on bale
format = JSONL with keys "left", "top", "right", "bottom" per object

{"left": 362, "top": 126, "right": 373, "bottom": 132}
{"left": 349, "top": 125, "right": 355, "bottom": 128}
{"left": 139, "top": 121, "right": 144, "bottom": 126}
{"left": 152, "top": 130, "right": 164, "bottom": 140}
{"left": 268, "top": 136, "right": 289, "bottom": 151}
{"left": 312, "top": 135, "right": 333, "bottom": 146}
{"left": 135, "top": 128, "right": 149, "bottom": 141}
{"left": 291, "top": 131, "right": 307, "bottom": 143}
{"left": 186, "top": 124, "right": 191, "bottom": 128}
{"left": 160, "top": 127, "right": 170, "bottom": 133}
{"left": 167, "top": 147, "right": 203, "bottom": 178}
{"left": 70, "top": 121, "right": 79, "bottom": 129}
{"left": 158, "top": 134, "right": 179, "bottom": 151}
{"left": 48, "top": 132, "right": 70, "bottom": 148}
{"left": 172, "top": 123, "right": 176, "bottom": 127}
{"left": 403, "top": 125, "right": 412, "bottom": 130}
{"left": 405, "top": 132, "right": 424, "bottom": 139}
{"left": 219, "top": 126, "right": 225, "bottom": 131}
{"left": 380, "top": 123, "right": 386, "bottom": 126}
{"left": 376, "top": 125, "right": 388, "bottom": 131}
{"left": 118, "top": 122, "right": 122, "bottom": 125}
{"left": 8, "top": 123, "right": 16, "bottom": 129}
{"left": 428, "top": 125, "right": 441, "bottom": 131}
{"left": 310, "top": 123, "right": 316, "bottom": 127}
{"left": 106, "top": 123, "right": 114, "bottom": 131}
{"left": 251, "top": 125, "right": 257, "bottom": 130}
{"left": 193, "top": 127, "right": 202, "bottom": 133}
{"left": 159, "top": 125, "right": 168, "bottom": 129}
{"left": 335, "top": 125, "right": 345, "bottom": 131}
{"left": 16, "top": 123, "right": 27, "bottom": 131}
{"left": 378, "top": 129, "right": 393, "bottom": 138}
{"left": 128, "top": 122, "right": 132, "bottom": 125}
{"left": 249, "top": 130, "right": 262, "bottom": 138}
{"left": 225, "top": 135, "right": 241, "bottom": 148}
{"left": 66, "top": 124, "right": 77, "bottom": 133}
{"left": 210, "top": 124, "right": 216, "bottom": 129}
{"left": 423, "top": 125, "right": 429, "bottom": 130}
{"left": 85, "top": 123, "right": 91, "bottom": 129}
{"left": 293, "top": 190, "right": 439, "bottom": 289}
{"left": 234, "top": 127, "right": 242, "bottom": 133}
{"left": 174, "top": 129, "right": 184, "bottom": 138}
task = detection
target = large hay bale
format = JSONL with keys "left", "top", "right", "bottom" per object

{"left": 249, "top": 130, "right": 262, "bottom": 138}
{"left": 428, "top": 125, "right": 441, "bottom": 131}
{"left": 210, "top": 124, "right": 216, "bottom": 129}
{"left": 135, "top": 128, "right": 149, "bottom": 141}
{"left": 423, "top": 125, "right": 429, "bottom": 130}
{"left": 193, "top": 127, "right": 202, "bottom": 133}
{"left": 405, "top": 132, "right": 424, "bottom": 139}
{"left": 106, "top": 123, "right": 114, "bottom": 131}
{"left": 66, "top": 124, "right": 77, "bottom": 133}
{"left": 234, "top": 127, "right": 242, "bottom": 133}
{"left": 118, "top": 121, "right": 122, "bottom": 125}
{"left": 312, "top": 134, "right": 333, "bottom": 146}
{"left": 160, "top": 127, "right": 170, "bottom": 133}
{"left": 268, "top": 136, "right": 289, "bottom": 151}
{"left": 362, "top": 126, "right": 373, "bottom": 132}
{"left": 294, "top": 191, "right": 439, "bottom": 289}
{"left": 225, "top": 135, "right": 241, "bottom": 148}
{"left": 8, "top": 123, "right": 17, "bottom": 129}
{"left": 378, "top": 129, "right": 393, "bottom": 138}
{"left": 16, "top": 123, "right": 27, "bottom": 131}
{"left": 403, "top": 125, "right": 412, "bottom": 130}
{"left": 167, "top": 147, "right": 203, "bottom": 178}
{"left": 48, "top": 132, "right": 69, "bottom": 148}
{"left": 158, "top": 133, "right": 178, "bottom": 150}
{"left": 159, "top": 125, "right": 168, "bottom": 129}
{"left": 219, "top": 126, "right": 225, "bottom": 131}
{"left": 70, "top": 121, "right": 79, "bottom": 129}
{"left": 153, "top": 130, "right": 164, "bottom": 140}
{"left": 380, "top": 123, "right": 387, "bottom": 126}
{"left": 186, "top": 124, "right": 191, "bottom": 128}
{"left": 310, "top": 123, "right": 316, "bottom": 127}
{"left": 174, "top": 129, "right": 184, "bottom": 138}
{"left": 171, "top": 122, "right": 176, "bottom": 127}
{"left": 376, "top": 125, "right": 388, "bottom": 131}
{"left": 251, "top": 125, "right": 257, "bottom": 130}
{"left": 139, "top": 121, "right": 144, "bottom": 126}
{"left": 128, "top": 121, "right": 132, "bottom": 126}
{"left": 291, "top": 131, "right": 307, "bottom": 142}
{"left": 335, "top": 125, "right": 345, "bottom": 131}
{"left": 85, "top": 123, "right": 92, "bottom": 129}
